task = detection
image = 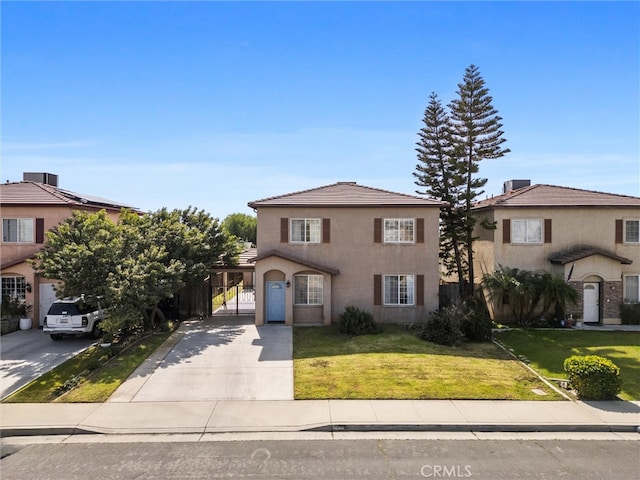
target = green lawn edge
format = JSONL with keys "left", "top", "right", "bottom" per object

{"left": 3, "top": 330, "right": 172, "bottom": 403}
{"left": 495, "top": 329, "right": 640, "bottom": 401}
{"left": 293, "top": 325, "right": 564, "bottom": 401}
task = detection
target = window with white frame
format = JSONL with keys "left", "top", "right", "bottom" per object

{"left": 625, "top": 220, "right": 640, "bottom": 244}
{"left": 2, "top": 218, "right": 34, "bottom": 243}
{"left": 294, "top": 274, "right": 323, "bottom": 305}
{"left": 290, "top": 219, "right": 321, "bottom": 243}
{"left": 511, "top": 219, "right": 542, "bottom": 244}
{"left": 384, "top": 274, "right": 415, "bottom": 305}
{"left": 1, "top": 276, "right": 27, "bottom": 301}
{"left": 384, "top": 218, "right": 415, "bottom": 243}
{"left": 624, "top": 275, "right": 639, "bottom": 303}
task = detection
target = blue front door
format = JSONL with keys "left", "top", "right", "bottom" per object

{"left": 266, "top": 281, "right": 286, "bottom": 322}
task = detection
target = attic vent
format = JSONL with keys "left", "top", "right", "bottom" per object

{"left": 24, "top": 172, "right": 58, "bottom": 187}
{"left": 503, "top": 179, "right": 530, "bottom": 193}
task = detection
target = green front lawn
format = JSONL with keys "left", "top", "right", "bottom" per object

{"left": 496, "top": 329, "right": 640, "bottom": 400}
{"left": 294, "top": 325, "right": 563, "bottom": 400}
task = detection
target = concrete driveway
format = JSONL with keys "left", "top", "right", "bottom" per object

{"left": 0, "top": 328, "right": 94, "bottom": 399}
{"left": 109, "top": 317, "right": 293, "bottom": 402}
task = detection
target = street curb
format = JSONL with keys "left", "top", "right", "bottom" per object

{"left": 306, "top": 424, "right": 640, "bottom": 434}
{"left": 3, "top": 423, "right": 638, "bottom": 437}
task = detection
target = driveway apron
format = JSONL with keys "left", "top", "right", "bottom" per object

{"left": 109, "top": 317, "right": 293, "bottom": 402}
{"left": 0, "top": 328, "right": 94, "bottom": 399}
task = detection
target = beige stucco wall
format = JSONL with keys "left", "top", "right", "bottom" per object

{"left": 254, "top": 258, "right": 332, "bottom": 326}
{"left": 474, "top": 206, "right": 639, "bottom": 277}
{"left": 254, "top": 205, "right": 441, "bottom": 325}
{"left": 473, "top": 206, "right": 640, "bottom": 324}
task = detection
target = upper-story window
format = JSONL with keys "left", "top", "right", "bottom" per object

{"left": 384, "top": 218, "right": 415, "bottom": 243}
{"left": 511, "top": 219, "right": 542, "bottom": 244}
{"left": 2, "top": 218, "right": 34, "bottom": 243}
{"left": 290, "top": 218, "right": 321, "bottom": 243}
{"left": 625, "top": 220, "right": 639, "bottom": 244}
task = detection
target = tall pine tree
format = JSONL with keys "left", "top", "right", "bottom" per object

{"left": 448, "top": 64, "right": 510, "bottom": 296}
{"left": 414, "top": 92, "right": 467, "bottom": 297}
{"left": 415, "top": 65, "right": 509, "bottom": 299}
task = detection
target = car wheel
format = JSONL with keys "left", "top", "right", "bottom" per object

{"left": 91, "top": 322, "right": 102, "bottom": 340}
{"left": 50, "top": 334, "right": 63, "bottom": 341}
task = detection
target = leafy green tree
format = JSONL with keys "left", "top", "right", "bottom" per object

{"left": 414, "top": 92, "right": 467, "bottom": 296}
{"left": 35, "top": 207, "right": 238, "bottom": 331}
{"left": 33, "top": 210, "right": 119, "bottom": 304}
{"left": 222, "top": 213, "right": 257, "bottom": 246}
{"left": 448, "top": 64, "right": 510, "bottom": 295}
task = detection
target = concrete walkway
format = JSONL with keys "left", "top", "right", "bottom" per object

{"left": 2, "top": 319, "right": 638, "bottom": 438}
{"left": 108, "top": 316, "right": 293, "bottom": 402}
{"left": 1, "top": 399, "right": 638, "bottom": 437}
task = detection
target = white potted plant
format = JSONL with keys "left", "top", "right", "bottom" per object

{"left": 19, "top": 301, "right": 33, "bottom": 330}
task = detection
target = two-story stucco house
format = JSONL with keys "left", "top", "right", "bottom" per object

{"left": 247, "top": 182, "right": 444, "bottom": 326}
{"left": 1, "top": 172, "right": 137, "bottom": 328}
{"left": 472, "top": 181, "right": 640, "bottom": 324}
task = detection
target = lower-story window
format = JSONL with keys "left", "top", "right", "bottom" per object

{"left": 384, "top": 274, "right": 415, "bottom": 305}
{"left": 1, "top": 276, "right": 27, "bottom": 301}
{"left": 624, "top": 275, "right": 640, "bottom": 303}
{"left": 294, "top": 274, "right": 323, "bottom": 305}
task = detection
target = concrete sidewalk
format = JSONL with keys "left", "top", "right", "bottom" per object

{"left": 1, "top": 399, "right": 638, "bottom": 437}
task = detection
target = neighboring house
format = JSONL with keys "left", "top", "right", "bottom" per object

{"left": 0, "top": 172, "right": 137, "bottom": 327}
{"left": 472, "top": 181, "right": 640, "bottom": 324}
{"left": 247, "top": 182, "right": 444, "bottom": 326}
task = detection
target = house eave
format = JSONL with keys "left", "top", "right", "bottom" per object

{"left": 249, "top": 249, "right": 340, "bottom": 276}
{"left": 548, "top": 247, "right": 633, "bottom": 266}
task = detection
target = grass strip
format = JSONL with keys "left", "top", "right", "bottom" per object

{"left": 3, "top": 331, "right": 172, "bottom": 403}
{"left": 495, "top": 329, "right": 640, "bottom": 401}
{"left": 294, "top": 325, "right": 563, "bottom": 400}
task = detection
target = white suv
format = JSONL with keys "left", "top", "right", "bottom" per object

{"left": 43, "top": 297, "right": 104, "bottom": 341}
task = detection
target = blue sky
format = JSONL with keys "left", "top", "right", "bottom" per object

{"left": 2, "top": 1, "right": 639, "bottom": 218}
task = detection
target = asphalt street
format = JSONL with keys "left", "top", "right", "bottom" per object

{"left": 2, "top": 437, "right": 639, "bottom": 479}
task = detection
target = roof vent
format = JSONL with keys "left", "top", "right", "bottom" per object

{"left": 337, "top": 181, "right": 357, "bottom": 185}
{"left": 503, "top": 179, "right": 530, "bottom": 193}
{"left": 24, "top": 172, "right": 58, "bottom": 187}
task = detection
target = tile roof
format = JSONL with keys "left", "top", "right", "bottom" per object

{"left": 0, "top": 181, "right": 137, "bottom": 210}
{"left": 248, "top": 182, "right": 445, "bottom": 209}
{"left": 548, "top": 246, "right": 633, "bottom": 265}
{"left": 249, "top": 249, "right": 340, "bottom": 275}
{"left": 473, "top": 184, "right": 640, "bottom": 209}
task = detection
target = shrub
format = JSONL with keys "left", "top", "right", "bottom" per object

{"left": 338, "top": 306, "right": 379, "bottom": 336}
{"left": 620, "top": 304, "right": 640, "bottom": 325}
{"left": 563, "top": 355, "right": 622, "bottom": 400}
{"left": 420, "top": 305, "right": 465, "bottom": 346}
{"left": 459, "top": 299, "right": 494, "bottom": 342}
